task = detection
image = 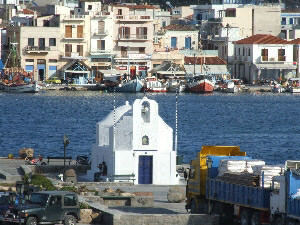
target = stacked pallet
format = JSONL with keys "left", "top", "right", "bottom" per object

{"left": 252, "top": 165, "right": 284, "bottom": 188}
{"left": 218, "top": 159, "right": 265, "bottom": 176}
{"left": 219, "top": 172, "right": 260, "bottom": 187}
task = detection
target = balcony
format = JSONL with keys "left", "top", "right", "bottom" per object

{"left": 118, "top": 34, "right": 148, "bottom": 41}
{"left": 115, "top": 15, "right": 152, "bottom": 22}
{"left": 62, "top": 15, "right": 86, "bottom": 21}
{"left": 63, "top": 33, "right": 86, "bottom": 40}
{"left": 90, "top": 49, "right": 112, "bottom": 55}
{"left": 62, "top": 52, "right": 86, "bottom": 59}
{"left": 92, "top": 31, "right": 108, "bottom": 36}
{"left": 25, "top": 46, "right": 50, "bottom": 53}
{"left": 259, "top": 56, "right": 286, "bottom": 63}
{"left": 92, "top": 11, "right": 111, "bottom": 18}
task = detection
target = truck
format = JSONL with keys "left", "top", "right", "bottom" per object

{"left": 185, "top": 146, "right": 300, "bottom": 225}
{"left": 0, "top": 191, "right": 80, "bottom": 225}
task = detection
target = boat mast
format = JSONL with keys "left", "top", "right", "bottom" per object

{"left": 174, "top": 63, "right": 178, "bottom": 152}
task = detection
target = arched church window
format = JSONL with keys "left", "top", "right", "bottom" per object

{"left": 141, "top": 101, "right": 150, "bottom": 123}
{"left": 142, "top": 135, "right": 149, "bottom": 145}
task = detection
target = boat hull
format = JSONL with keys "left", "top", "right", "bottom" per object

{"left": 188, "top": 79, "right": 214, "bottom": 93}
{"left": 115, "top": 79, "right": 143, "bottom": 93}
{"left": 1, "top": 83, "right": 40, "bottom": 93}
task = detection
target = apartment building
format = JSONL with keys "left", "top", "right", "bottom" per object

{"left": 233, "top": 34, "right": 296, "bottom": 83}
{"left": 6, "top": 15, "right": 61, "bottom": 81}
{"left": 59, "top": 7, "right": 91, "bottom": 81}
{"left": 280, "top": 10, "right": 300, "bottom": 41}
{"left": 111, "top": 4, "right": 155, "bottom": 76}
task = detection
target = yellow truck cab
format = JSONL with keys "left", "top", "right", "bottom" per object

{"left": 185, "top": 146, "right": 246, "bottom": 214}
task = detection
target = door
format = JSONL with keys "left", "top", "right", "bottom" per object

{"left": 185, "top": 37, "right": 191, "bottom": 49}
{"left": 65, "top": 25, "right": 72, "bottom": 38}
{"left": 38, "top": 64, "right": 45, "bottom": 81}
{"left": 39, "top": 38, "right": 45, "bottom": 50}
{"left": 138, "top": 156, "right": 153, "bottom": 184}
{"left": 77, "top": 25, "right": 83, "bottom": 38}
{"left": 46, "top": 195, "right": 62, "bottom": 221}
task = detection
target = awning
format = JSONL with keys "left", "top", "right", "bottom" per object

{"left": 60, "top": 60, "right": 91, "bottom": 72}
{"left": 0, "top": 59, "right": 4, "bottom": 71}
{"left": 156, "top": 70, "right": 186, "bottom": 74}
{"left": 98, "top": 69, "right": 127, "bottom": 75}
{"left": 149, "top": 61, "right": 171, "bottom": 73}
{"left": 90, "top": 54, "right": 114, "bottom": 59}
{"left": 258, "top": 64, "right": 296, "bottom": 70}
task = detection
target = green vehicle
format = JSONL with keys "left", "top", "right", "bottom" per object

{"left": 0, "top": 191, "right": 80, "bottom": 225}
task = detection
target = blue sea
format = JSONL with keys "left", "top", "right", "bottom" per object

{"left": 0, "top": 90, "right": 300, "bottom": 165}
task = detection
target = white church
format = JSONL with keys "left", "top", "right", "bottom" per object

{"left": 86, "top": 97, "right": 179, "bottom": 185}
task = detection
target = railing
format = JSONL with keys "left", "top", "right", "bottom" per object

{"left": 92, "top": 31, "right": 108, "bottom": 36}
{"left": 278, "top": 56, "right": 286, "bottom": 61}
{"left": 118, "top": 34, "right": 148, "bottom": 40}
{"left": 63, "top": 33, "right": 85, "bottom": 39}
{"left": 115, "top": 15, "right": 152, "bottom": 20}
{"left": 90, "top": 49, "right": 110, "bottom": 54}
{"left": 62, "top": 15, "right": 85, "bottom": 20}
{"left": 64, "top": 52, "right": 83, "bottom": 57}
{"left": 25, "top": 46, "right": 50, "bottom": 51}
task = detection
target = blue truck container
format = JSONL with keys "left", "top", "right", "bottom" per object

{"left": 206, "top": 155, "right": 271, "bottom": 210}
{"left": 207, "top": 179, "right": 272, "bottom": 210}
{"left": 287, "top": 171, "right": 300, "bottom": 219}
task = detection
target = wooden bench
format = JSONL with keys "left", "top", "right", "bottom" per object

{"left": 109, "top": 173, "right": 136, "bottom": 182}
{"left": 47, "top": 156, "right": 72, "bottom": 165}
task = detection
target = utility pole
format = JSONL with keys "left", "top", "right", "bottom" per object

{"left": 226, "top": 23, "right": 230, "bottom": 78}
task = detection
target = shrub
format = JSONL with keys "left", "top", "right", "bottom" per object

{"left": 29, "top": 174, "right": 56, "bottom": 191}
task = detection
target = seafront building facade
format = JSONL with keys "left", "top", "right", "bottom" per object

{"left": 1, "top": 0, "right": 300, "bottom": 82}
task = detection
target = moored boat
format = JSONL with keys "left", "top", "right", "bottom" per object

{"left": 142, "top": 77, "right": 168, "bottom": 92}
{"left": 0, "top": 82, "right": 40, "bottom": 93}
{"left": 221, "top": 80, "right": 238, "bottom": 93}
{"left": 115, "top": 77, "right": 143, "bottom": 92}
{"left": 186, "top": 75, "right": 214, "bottom": 93}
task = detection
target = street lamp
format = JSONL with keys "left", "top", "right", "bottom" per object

{"left": 206, "top": 157, "right": 213, "bottom": 215}
{"left": 63, "top": 134, "right": 70, "bottom": 181}
{"left": 16, "top": 181, "right": 24, "bottom": 225}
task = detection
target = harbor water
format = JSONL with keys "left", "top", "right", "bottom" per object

{"left": 0, "top": 90, "right": 300, "bottom": 165}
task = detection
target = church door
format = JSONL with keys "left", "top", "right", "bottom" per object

{"left": 138, "top": 156, "right": 153, "bottom": 184}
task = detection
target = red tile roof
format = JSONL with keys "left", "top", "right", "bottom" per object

{"left": 113, "top": 4, "right": 156, "bottom": 9}
{"left": 22, "top": 9, "right": 35, "bottom": 15}
{"left": 289, "top": 38, "right": 300, "bottom": 44}
{"left": 184, "top": 56, "right": 227, "bottom": 65}
{"left": 164, "top": 24, "right": 197, "bottom": 31}
{"left": 235, "top": 34, "right": 289, "bottom": 44}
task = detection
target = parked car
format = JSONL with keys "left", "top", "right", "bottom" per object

{"left": 0, "top": 192, "right": 15, "bottom": 217}
{"left": 45, "top": 77, "right": 62, "bottom": 84}
{"left": 0, "top": 191, "right": 80, "bottom": 225}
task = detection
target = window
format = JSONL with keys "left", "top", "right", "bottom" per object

{"left": 142, "top": 135, "right": 149, "bottom": 145}
{"left": 49, "top": 38, "right": 56, "bottom": 46}
{"left": 162, "top": 21, "right": 166, "bottom": 27}
{"left": 281, "top": 17, "right": 286, "bottom": 25}
{"left": 49, "top": 59, "right": 57, "bottom": 63}
{"left": 97, "top": 40, "right": 105, "bottom": 50}
{"left": 49, "top": 196, "right": 61, "bottom": 206}
{"left": 25, "top": 59, "right": 34, "bottom": 62}
{"left": 248, "top": 49, "right": 250, "bottom": 56}
{"left": 189, "top": 166, "right": 195, "bottom": 179}
{"left": 225, "top": 9, "right": 236, "bottom": 17}
{"left": 38, "top": 38, "right": 45, "bottom": 50}
{"left": 136, "top": 27, "right": 147, "bottom": 39}
{"left": 119, "top": 27, "right": 130, "bottom": 39}
{"left": 117, "top": 9, "right": 122, "bottom": 15}
{"left": 64, "top": 195, "right": 77, "bottom": 206}
{"left": 261, "top": 49, "right": 268, "bottom": 61}
{"left": 278, "top": 49, "right": 285, "bottom": 61}
{"left": 65, "top": 44, "right": 72, "bottom": 57}
{"left": 28, "top": 38, "right": 34, "bottom": 47}
{"left": 65, "top": 25, "right": 72, "bottom": 38}
{"left": 77, "top": 45, "right": 83, "bottom": 56}
{"left": 88, "top": 5, "right": 92, "bottom": 10}
{"left": 290, "top": 18, "right": 294, "bottom": 25}
{"left": 139, "top": 47, "right": 145, "bottom": 54}
{"left": 171, "top": 37, "right": 177, "bottom": 48}
{"left": 98, "top": 21, "right": 105, "bottom": 34}
{"left": 141, "top": 101, "right": 150, "bottom": 122}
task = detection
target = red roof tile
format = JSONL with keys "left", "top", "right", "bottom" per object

{"left": 22, "top": 9, "right": 34, "bottom": 15}
{"left": 164, "top": 24, "right": 197, "bottom": 31}
{"left": 236, "top": 34, "right": 289, "bottom": 44}
{"left": 184, "top": 56, "right": 227, "bottom": 65}
{"left": 289, "top": 38, "right": 300, "bottom": 44}
{"left": 113, "top": 4, "right": 156, "bottom": 9}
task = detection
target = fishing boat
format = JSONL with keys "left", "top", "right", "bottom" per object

{"left": 0, "top": 31, "right": 40, "bottom": 93}
{"left": 167, "top": 79, "right": 186, "bottom": 92}
{"left": 186, "top": 74, "right": 214, "bottom": 93}
{"left": 142, "top": 76, "right": 167, "bottom": 92}
{"left": 115, "top": 77, "right": 143, "bottom": 92}
{"left": 221, "top": 80, "right": 238, "bottom": 93}
{"left": 1, "top": 81, "right": 39, "bottom": 93}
